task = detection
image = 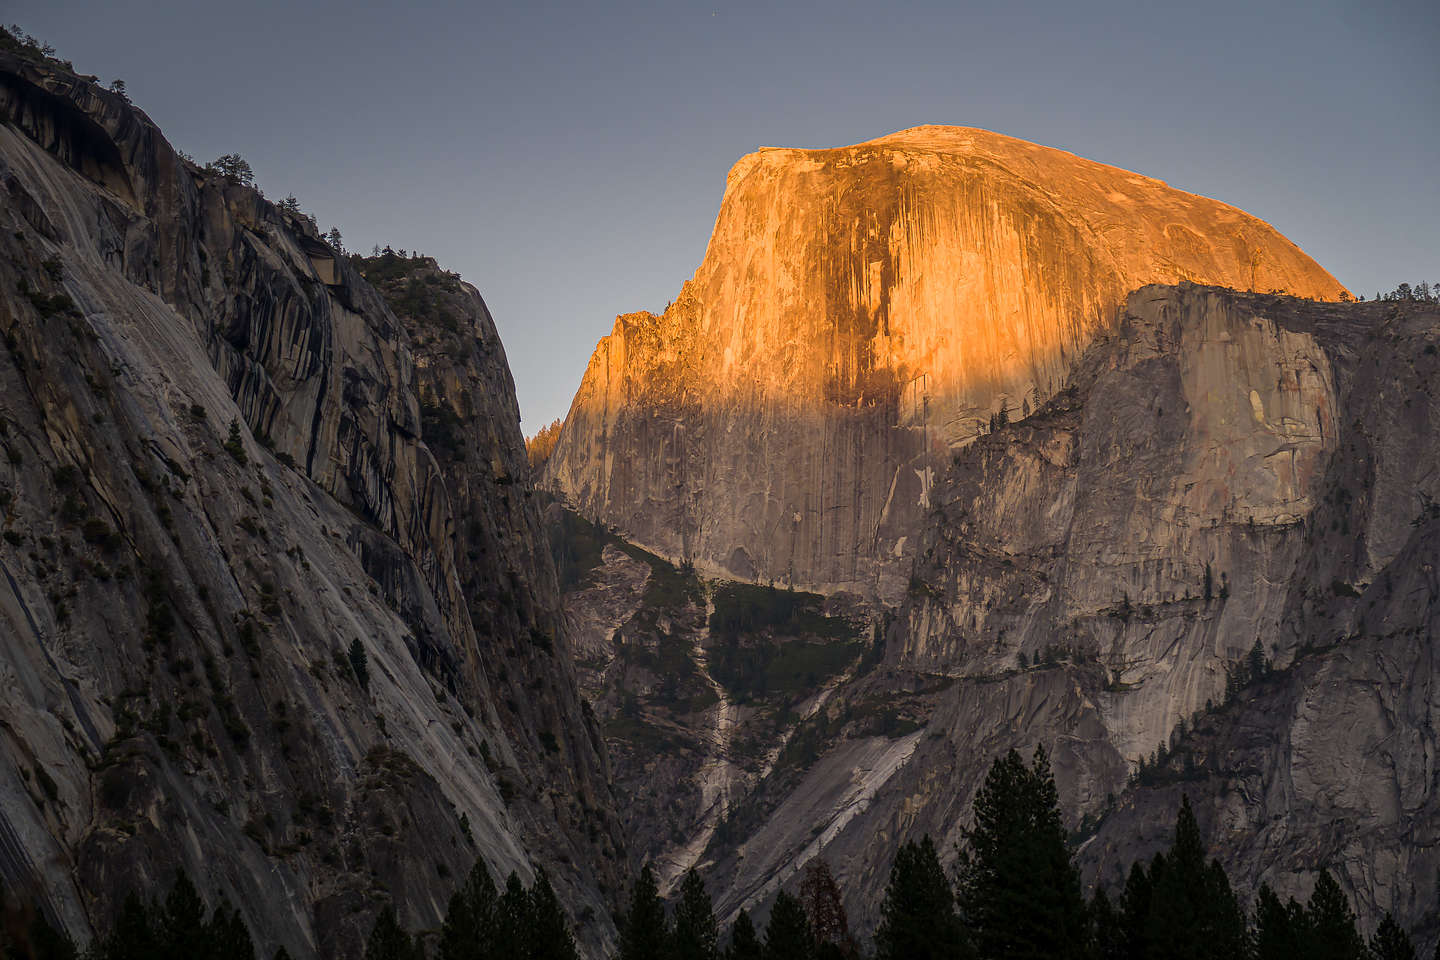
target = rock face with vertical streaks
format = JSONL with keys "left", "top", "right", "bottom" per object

{"left": 558, "top": 286, "right": 1440, "bottom": 949}
{"left": 0, "top": 45, "right": 625, "bottom": 958}
{"left": 544, "top": 126, "right": 1346, "bottom": 599}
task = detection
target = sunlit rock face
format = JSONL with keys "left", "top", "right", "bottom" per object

{"left": 0, "top": 50, "right": 624, "bottom": 959}
{"left": 545, "top": 126, "right": 1346, "bottom": 599}
{"left": 560, "top": 286, "right": 1440, "bottom": 946}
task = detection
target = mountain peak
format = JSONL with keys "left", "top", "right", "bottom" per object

{"left": 551, "top": 129, "right": 1345, "bottom": 598}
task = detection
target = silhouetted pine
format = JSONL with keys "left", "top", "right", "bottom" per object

{"left": 97, "top": 873, "right": 240, "bottom": 960}
{"left": 493, "top": 873, "right": 532, "bottom": 958}
{"left": 956, "top": 746, "right": 1086, "bottom": 960}
{"left": 726, "top": 910, "right": 763, "bottom": 960}
{"left": 1253, "top": 883, "right": 1303, "bottom": 960}
{"left": 1089, "top": 887, "right": 1125, "bottom": 960}
{"left": 1140, "top": 797, "right": 1246, "bottom": 960}
{"left": 439, "top": 860, "right": 498, "bottom": 960}
{"left": 617, "top": 865, "right": 668, "bottom": 960}
{"left": 1370, "top": 912, "right": 1417, "bottom": 960}
{"left": 799, "top": 858, "right": 855, "bottom": 959}
{"left": 1301, "top": 870, "right": 1366, "bottom": 960}
{"left": 160, "top": 870, "right": 208, "bottom": 957}
{"left": 874, "top": 836, "right": 968, "bottom": 960}
{"left": 672, "top": 869, "right": 718, "bottom": 960}
{"left": 100, "top": 892, "right": 159, "bottom": 960}
{"left": 1, "top": 786, "right": 1409, "bottom": 960}
{"left": 206, "top": 902, "right": 256, "bottom": 960}
{"left": 364, "top": 905, "right": 420, "bottom": 960}
{"left": 274, "top": 949, "right": 293, "bottom": 960}
{"left": 1118, "top": 859, "right": 1152, "bottom": 960}
{"left": 529, "top": 869, "right": 578, "bottom": 960}
{"left": 763, "top": 890, "right": 813, "bottom": 960}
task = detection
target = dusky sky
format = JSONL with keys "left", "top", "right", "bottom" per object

{"left": 12, "top": 0, "right": 1438, "bottom": 430}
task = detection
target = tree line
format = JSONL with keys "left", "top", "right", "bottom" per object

{"left": 525, "top": 420, "right": 563, "bottom": 473}
{"left": 2, "top": 748, "right": 1423, "bottom": 959}
{"left": 0, "top": 865, "right": 577, "bottom": 960}
{"left": 603, "top": 747, "right": 1424, "bottom": 960}
{"left": 1, "top": 871, "right": 262, "bottom": 960}
{"left": 1371, "top": 282, "right": 1439, "bottom": 303}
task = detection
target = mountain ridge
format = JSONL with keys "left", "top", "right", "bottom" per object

{"left": 0, "top": 43, "right": 625, "bottom": 958}
{"left": 545, "top": 125, "right": 1346, "bottom": 600}
{"left": 557, "top": 283, "right": 1439, "bottom": 944}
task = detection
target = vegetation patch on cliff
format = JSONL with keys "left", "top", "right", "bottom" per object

{"left": 708, "top": 582, "right": 863, "bottom": 701}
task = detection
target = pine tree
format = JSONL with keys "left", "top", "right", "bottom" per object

{"left": 528, "top": 868, "right": 577, "bottom": 960}
{"left": 101, "top": 892, "right": 159, "bottom": 960}
{"left": 1089, "top": 887, "right": 1125, "bottom": 960}
{"left": 1302, "top": 870, "right": 1366, "bottom": 960}
{"left": 1118, "top": 858, "right": 1152, "bottom": 960}
{"left": 1253, "top": 883, "right": 1301, "bottom": 960}
{"left": 349, "top": 638, "right": 370, "bottom": 691}
{"left": 1138, "top": 797, "right": 1246, "bottom": 960}
{"left": 763, "top": 890, "right": 813, "bottom": 960}
{"left": 440, "top": 859, "right": 498, "bottom": 960}
{"left": 874, "top": 836, "right": 968, "bottom": 960}
{"left": 617, "top": 864, "right": 668, "bottom": 960}
{"left": 207, "top": 903, "right": 256, "bottom": 960}
{"left": 1370, "top": 912, "right": 1417, "bottom": 960}
{"left": 210, "top": 154, "right": 255, "bottom": 186}
{"left": 224, "top": 419, "right": 248, "bottom": 465}
{"left": 160, "top": 871, "right": 208, "bottom": 957}
{"left": 799, "top": 858, "right": 854, "bottom": 958}
{"left": 673, "top": 869, "right": 718, "bottom": 960}
{"left": 956, "top": 746, "right": 1086, "bottom": 960}
{"left": 1246, "top": 639, "right": 1267, "bottom": 684}
{"left": 727, "top": 910, "right": 763, "bottom": 960}
{"left": 493, "top": 872, "right": 532, "bottom": 959}
{"left": 364, "top": 905, "right": 418, "bottom": 960}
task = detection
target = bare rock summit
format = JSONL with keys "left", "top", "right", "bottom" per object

{"left": 544, "top": 126, "right": 1345, "bottom": 599}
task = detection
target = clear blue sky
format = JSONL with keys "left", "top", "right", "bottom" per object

{"left": 12, "top": 0, "right": 1438, "bottom": 430}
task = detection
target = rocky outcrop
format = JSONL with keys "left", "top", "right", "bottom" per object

{"left": 1070, "top": 290, "right": 1440, "bottom": 948}
{"left": 550, "top": 509, "right": 875, "bottom": 898}
{"left": 886, "top": 289, "right": 1438, "bottom": 939}
{"left": 561, "top": 286, "right": 1439, "bottom": 943}
{"left": 0, "top": 48, "right": 623, "bottom": 957}
{"left": 544, "top": 127, "right": 1346, "bottom": 598}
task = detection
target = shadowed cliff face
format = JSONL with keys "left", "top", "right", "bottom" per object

{"left": 560, "top": 286, "right": 1439, "bottom": 944}
{"left": 1067, "top": 291, "right": 1440, "bottom": 951}
{"left": 545, "top": 126, "right": 1346, "bottom": 599}
{"left": 0, "top": 51, "right": 624, "bottom": 958}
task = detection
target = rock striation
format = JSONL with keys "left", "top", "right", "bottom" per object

{"left": 0, "top": 47, "right": 624, "bottom": 957}
{"left": 889, "top": 288, "right": 1439, "bottom": 942}
{"left": 559, "top": 286, "right": 1439, "bottom": 945}
{"left": 544, "top": 127, "right": 1346, "bottom": 598}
